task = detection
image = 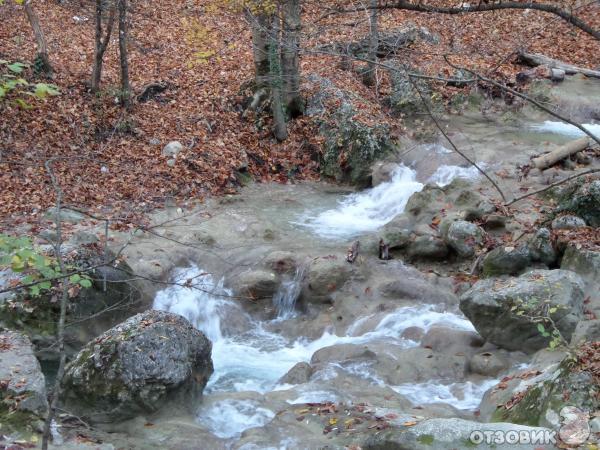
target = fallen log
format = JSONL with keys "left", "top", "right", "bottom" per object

{"left": 518, "top": 52, "right": 600, "bottom": 79}
{"left": 532, "top": 137, "right": 590, "bottom": 170}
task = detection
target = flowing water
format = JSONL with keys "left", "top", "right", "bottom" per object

{"left": 147, "top": 113, "right": 598, "bottom": 442}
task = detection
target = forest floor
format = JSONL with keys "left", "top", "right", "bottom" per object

{"left": 1, "top": 0, "right": 599, "bottom": 230}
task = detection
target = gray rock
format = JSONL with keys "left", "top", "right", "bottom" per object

{"left": 62, "top": 310, "right": 213, "bottom": 423}
{"left": 310, "top": 343, "right": 376, "bottom": 365}
{"left": 561, "top": 245, "right": 600, "bottom": 315}
{"left": 277, "top": 362, "right": 314, "bottom": 385}
{"left": 570, "top": 319, "right": 600, "bottom": 345}
{"left": 304, "top": 256, "right": 352, "bottom": 304}
{"left": 363, "top": 418, "right": 560, "bottom": 449}
{"left": 378, "top": 278, "right": 456, "bottom": 305}
{"left": 264, "top": 251, "right": 298, "bottom": 274}
{"left": 556, "top": 179, "right": 600, "bottom": 227}
{"left": 0, "top": 331, "right": 48, "bottom": 429}
{"left": 45, "top": 207, "right": 86, "bottom": 223}
{"left": 400, "top": 326, "right": 425, "bottom": 341}
{"left": 371, "top": 161, "right": 400, "bottom": 186}
{"left": 233, "top": 269, "right": 279, "bottom": 300}
{"left": 406, "top": 235, "right": 449, "bottom": 260}
{"left": 552, "top": 215, "right": 586, "bottom": 230}
{"left": 443, "top": 220, "right": 485, "bottom": 258}
{"left": 590, "top": 417, "right": 600, "bottom": 433}
{"left": 162, "top": 141, "right": 183, "bottom": 158}
{"left": 526, "top": 228, "right": 557, "bottom": 266}
{"left": 166, "top": 158, "right": 176, "bottom": 167}
{"left": 421, "top": 326, "right": 484, "bottom": 355}
{"left": 460, "top": 269, "right": 585, "bottom": 353}
{"left": 469, "top": 351, "right": 508, "bottom": 377}
{"left": 385, "top": 347, "right": 469, "bottom": 384}
{"left": 481, "top": 245, "right": 531, "bottom": 277}
{"left": 71, "top": 230, "right": 99, "bottom": 245}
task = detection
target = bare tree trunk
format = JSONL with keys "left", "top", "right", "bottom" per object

{"left": 118, "top": 0, "right": 130, "bottom": 108}
{"left": 281, "top": 0, "right": 303, "bottom": 118}
{"left": 270, "top": 11, "right": 287, "bottom": 142}
{"left": 363, "top": 0, "right": 378, "bottom": 87}
{"left": 24, "top": 0, "right": 52, "bottom": 77}
{"left": 249, "top": 11, "right": 271, "bottom": 89}
{"left": 91, "top": 0, "right": 116, "bottom": 93}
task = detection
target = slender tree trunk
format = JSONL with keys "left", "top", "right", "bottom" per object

{"left": 270, "top": 11, "right": 287, "bottom": 142}
{"left": 24, "top": 0, "right": 52, "bottom": 77}
{"left": 249, "top": 11, "right": 271, "bottom": 89}
{"left": 91, "top": 0, "right": 116, "bottom": 93}
{"left": 363, "top": 0, "right": 378, "bottom": 87}
{"left": 118, "top": 0, "right": 130, "bottom": 108}
{"left": 281, "top": 0, "right": 303, "bottom": 117}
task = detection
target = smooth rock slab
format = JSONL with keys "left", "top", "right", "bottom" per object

{"left": 61, "top": 310, "right": 213, "bottom": 423}
{"left": 460, "top": 269, "right": 584, "bottom": 353}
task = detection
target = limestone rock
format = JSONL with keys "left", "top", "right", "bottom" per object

{"left": 62, "top": 310, "right": 213, "bottom": 423}
{"left": 443, "top": 220, "right": 485, "bottom": 258}
{"left": 460, "top": 269, "right": 584, "bottom": 353}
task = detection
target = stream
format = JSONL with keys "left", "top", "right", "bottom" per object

{"left": 136, "top": 99, "right": 598, "bottom": 444}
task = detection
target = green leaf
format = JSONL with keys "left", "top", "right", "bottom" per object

{"left": 33, "top": 83, "right": 60, "bottom": 99}
{"left": 79, "top": 278, "right": 92, "bottom": 288}
{"left": 7, "top": 62, "right": 27, "bottom": 74}
{"left": 537, "top": 323, "right": 546, "bottom": 334}
{"left": 69, "top": 274, "right": 81, "bottom": 283}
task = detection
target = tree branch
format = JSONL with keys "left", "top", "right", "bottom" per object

{"left": 334, "top": 0, "right": 600, "bottom": 41}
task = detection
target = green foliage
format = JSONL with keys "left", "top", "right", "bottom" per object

{"left": 510, "top": 296, "right": 568, "bottom": 350}
{"left": 0, "top": 59, "right": 59, "bottom": 108}
{"left": 0, "top": 233, "right": 91, "bottom": 297}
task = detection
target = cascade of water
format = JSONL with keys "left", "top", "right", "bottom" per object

{"left": 531, "top": 120, "right": 600, "bottom": 139}
{"left": 272, "top": 266, "right": 305, "bottom": 319}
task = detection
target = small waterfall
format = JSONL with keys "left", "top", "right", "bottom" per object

{"left": 153, "top": 265, "right": 231, "bottom": 343}
{"left": 427, "top": 164, "right": 482, "bottom": 187}
{"left": 272, "top": 267, "right": 305, "bottom": 319}
{"left": 299, "top": 165, "right": 424, "bottom": 239}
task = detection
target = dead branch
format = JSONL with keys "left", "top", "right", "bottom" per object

{"left": 518, "top": 52, "right": 600, "bottom": 79}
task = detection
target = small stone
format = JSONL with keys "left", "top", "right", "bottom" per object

{"left": 162, "top": 141, "right": 183, "bottom": 157}
{"left": 149, "top": 138, "right": 161, "bottom": 145}
{"left": 444, "top": 220, "right": 485, "bottom": 258}
{"left": 484, "top": 214, "right": 507, "bottom": 229}
{"left": 590, "top": 417, "right": 600, "bottom": 433}
{"left": 166, "top": 158, "right": 176, "bottom": 167}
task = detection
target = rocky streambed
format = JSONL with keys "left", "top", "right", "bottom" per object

{"left": 1, "top": 78, "right": 600, "bottom": 449}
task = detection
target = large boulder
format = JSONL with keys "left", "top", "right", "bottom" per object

{"left": 0, "top": 331, "right": 48, "bottom": 434}
{"left": 460, "top": 270, "right": 585, "bottom": 353}
{"left": 443, "top": 220, "right": 485, "bottom": 258}
{"left": 61, "top": 310, "right": 213, "bottom": 423}
{"left": 363, "top": 418, "right": 559, "bottom": 450}
{"left": 406, "top": 235, "right": 449, "bottom": 260}
{"left": 555, "top": 179, "right": 600, "bottom": 227}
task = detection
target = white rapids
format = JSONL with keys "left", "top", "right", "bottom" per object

{"left": 297, "top": 164, "right": 482, "bottom": 239}
{"left": 153, "top": 265, "right": 494, "bottom": 440}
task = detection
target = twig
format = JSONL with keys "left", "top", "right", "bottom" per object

{"left": 505, "top": 168, "right": 600, "bottom": 206}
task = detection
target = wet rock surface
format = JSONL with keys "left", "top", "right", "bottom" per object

{"left": 61, "top": 310, "right": 213, "bottom": 423}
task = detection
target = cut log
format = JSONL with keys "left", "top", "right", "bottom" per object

{"left": 532, "top": 137, "right": 590, "bottom": 170}
{"left": 518, "top": 52, "right": 600, "bottom": 79}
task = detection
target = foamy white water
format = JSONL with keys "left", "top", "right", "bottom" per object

{"left": 153, "top": 266, "right": 486, "bottom": 438}
{"left": 393, "top": 379, "right": 498, "bottom": 410}
{"left": 531, "top": 120, "right": 600, "bottom": 139}
{"left": 427, "top": 165, "right": 481, "bottom": 187}
{"left": 298, "top": 165, "right": 423, "bottom": 239}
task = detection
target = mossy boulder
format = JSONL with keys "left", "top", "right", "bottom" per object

{"left": 61, "top": 310, "right": 213, "bottom": 423}
{"left": 460, "top": 269, "right": 585, "bottom": 353}
{"left": 481, "top": 245, "right": 531, "bottom": 277}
